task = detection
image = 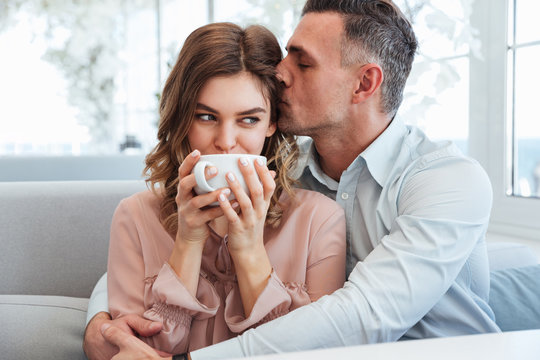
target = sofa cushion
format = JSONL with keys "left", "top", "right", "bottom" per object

{"left": 0, "top": 180, "right": 146, "bottom": 298}
{"left": 0, "top": 295, "right": 88, "bottom": 360}
{"left": 489, "top": 265, "right": 540, "bottom": 331}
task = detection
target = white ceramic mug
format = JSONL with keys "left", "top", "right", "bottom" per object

{"left": 192, "top": 154, "right": 267, "bottom": 200}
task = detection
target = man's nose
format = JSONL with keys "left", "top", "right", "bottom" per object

{"left": 276, "top": 61, "right": 290, "bottom": 88}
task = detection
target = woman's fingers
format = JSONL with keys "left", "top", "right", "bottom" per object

{"left": 187, "top": 200, "right": 226, "bottom": 224}
{"left": 178, "top": 167, "right": 217, "bottom": 200}
{"left": 224, "top": 170, "right": 253, "bottom": 215}
{"left": 225, "top": 157, "right": 275, "bottom": 216}
{"left": 178, "top": 150, "right": 200, "bottom": 178}
{"left": 176, "top": 149, "right": 220, "bottom": 207}
{"left": 217, "top": 189, "right": 241, "bottom": 222}
{"left": 254, "top": 159, "right": 276, "bottom": 203}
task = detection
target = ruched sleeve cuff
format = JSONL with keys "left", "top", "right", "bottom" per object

{"left": 224, "top": 270, "right": 292, "bottom": 333}
{"left": 144, "top": 262, "right": 220, "bottom": 325}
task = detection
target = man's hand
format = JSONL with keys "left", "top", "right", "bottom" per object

{"left": 101, "top": 323, "right": 173, "bottom": 360}
{"left": 83, "top": 312, "right": 163, "bottom": 360}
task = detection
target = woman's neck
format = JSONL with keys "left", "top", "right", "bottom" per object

{"left": 209, "top": 215, "right": 229, "bottom": 238}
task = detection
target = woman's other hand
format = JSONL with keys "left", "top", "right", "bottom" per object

{"left": 219, "top": 156, "right": 275, "bottom": 254}
{"left": 218, "top": 156, "right": 275, "bottom": 316}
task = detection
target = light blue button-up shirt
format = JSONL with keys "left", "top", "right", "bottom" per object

{"left": 192, "top": 119, "right": 500, "bottom": 359}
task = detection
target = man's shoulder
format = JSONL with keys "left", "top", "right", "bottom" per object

{"left": 400, "top": 127, "right": 478, "bottom": 173}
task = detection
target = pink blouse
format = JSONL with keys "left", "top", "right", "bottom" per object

{"left": 108, "top": 188, "right": 346, "bottom": 354}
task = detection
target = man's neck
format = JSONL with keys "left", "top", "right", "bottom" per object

{"left": 311, "top": 115, "right": 391, "bottom": 181}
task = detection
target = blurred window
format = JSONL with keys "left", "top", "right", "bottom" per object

{"left": 507, "top": 0, "right": 540, "bottom": 198}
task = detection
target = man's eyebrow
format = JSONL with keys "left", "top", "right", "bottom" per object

{"left": 286, "top": 45, "right": 315, "bottom": 61}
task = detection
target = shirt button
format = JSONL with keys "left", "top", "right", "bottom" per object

{"left": 341, "top": 192, "right": 349, "bottom": 200}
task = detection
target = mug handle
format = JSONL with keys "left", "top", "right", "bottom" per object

{"left": 193, "top": 160, "right": 216, "bottom": 193}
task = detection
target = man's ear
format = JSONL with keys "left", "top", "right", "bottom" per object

{"left": 266, "top": 121, "right": 277, "bottom": 137}
{"left": 352, "top": 63, "right": 383, "bottom": 104}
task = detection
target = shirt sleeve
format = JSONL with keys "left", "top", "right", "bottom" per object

{"left": 85, "top": 272, "right": 108, "bottom": 325}
{"left": 222, "top": 201, "right": 347, "bottom": 335}
{"left": 190, "top": 158, "right": 494, "bottom": 359}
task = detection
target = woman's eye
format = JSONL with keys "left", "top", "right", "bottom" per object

{"left": 196, "top": 114, "right": 216, "bottom": 121}
{"left": 241, "top": 117, "right": 259, "bottom": 125}
{"left": 298, "top": 63, "right": 310, "bottom": 69}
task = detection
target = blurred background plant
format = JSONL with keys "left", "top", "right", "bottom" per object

{"left": 0, "top": 1, "right": 156, "bottom": 152}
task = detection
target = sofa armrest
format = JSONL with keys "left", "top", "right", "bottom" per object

{"left": 487, "top": 241, "right": 539, "bottom": 272}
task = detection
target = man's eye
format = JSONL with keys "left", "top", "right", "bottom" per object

{"left": 196, "top": 114, "right": 216, "bottom": 121}
{"left": 298, "top": 63, "right": 310, "bottom": 69}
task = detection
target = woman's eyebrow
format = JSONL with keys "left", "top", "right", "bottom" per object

{"left": 237, "top": 107, "right": 266, "bottom": 116}
{"left": 195, "top": 103, "right": 218, "bottom": 113}
{"left": 196, "top": 103, "right": 266, "bottom": 116}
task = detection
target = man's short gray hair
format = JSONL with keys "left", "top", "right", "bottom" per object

{"left": 302, "top": 0, "right": 418, "bottom": 118}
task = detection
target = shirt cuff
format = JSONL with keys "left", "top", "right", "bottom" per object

{"left": 86, "top": 272, "right": 108, "bottom": 325}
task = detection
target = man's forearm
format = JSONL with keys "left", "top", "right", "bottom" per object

{"left": 190, "top": 285, "right": 363, "bottom": 359}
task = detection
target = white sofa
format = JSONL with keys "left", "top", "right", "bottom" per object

{"left": 0, "top": 180, "right": 538, "bottom": 359}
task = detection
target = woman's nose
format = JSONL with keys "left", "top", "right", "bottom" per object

{"left": 214, "top": 123, "right": 237, "bottom": 152}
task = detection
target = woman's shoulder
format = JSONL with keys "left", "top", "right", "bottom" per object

{"left": 285, "top": 187, "right": 340, "bottom": 205}
{"left": 281, "top": 188, "right": 343, "bottom": 217}
{"left": 117, "top": 188, "right": 162, "bottom": 217}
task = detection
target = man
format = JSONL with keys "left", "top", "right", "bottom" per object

{"left": 84, "top": 0, "right": 500, "bottom": 359}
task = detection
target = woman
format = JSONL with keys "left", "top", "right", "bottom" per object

{"left": 107, "top": 22, "right": 346, "bottom": 354}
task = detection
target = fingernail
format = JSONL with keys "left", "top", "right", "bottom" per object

{"left": 232, "top": 202, "right": 239, "bottom": 209}
{"left": 219, "top": 189, "right": 230, "bottom": 202}
{"left": 207, "top": 166, "right": 217, "bottom": 175}
{"left": 256, "top": 158, "right": 265, "bottom": 166}
{"left": 191, "top": 150, "right": 200, "bottom": 157}
{"left": 240, "top": 157, "right": 249, "bottom": 166}
{"left": 227, "top": 172, "right": 235, "bottom": 182}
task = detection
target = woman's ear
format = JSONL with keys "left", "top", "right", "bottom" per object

{"left": 266, "top": 121, "right": 277, "bottom": 137}
{"left": 352, "top": 63, "right": 384, "bottom": 104}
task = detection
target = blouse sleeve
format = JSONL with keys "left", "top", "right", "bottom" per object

{"left": 107, "top": 198, "right": 221, "bottom": 354}
{"left": 143, "top": 263, "right": 220, "bottom": 354}
{"left": 108, "top": 198, "right": 148, "bottom": 320}
{"left": 223, "top": 201, "right": 347, "bottom": 334}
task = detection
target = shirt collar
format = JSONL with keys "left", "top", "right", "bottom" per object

{"left": 303, "top": 139, "right": 339, "bottom": 191}
{"left": 298, "top": 118, "right": 407, "bottom": 189}
{"left": 360, "top": 118, "right": 408, "bottom": 187}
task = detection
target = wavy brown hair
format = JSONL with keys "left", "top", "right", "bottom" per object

{"left": 144, "top": 22, "right": 299, "bottom": 234}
